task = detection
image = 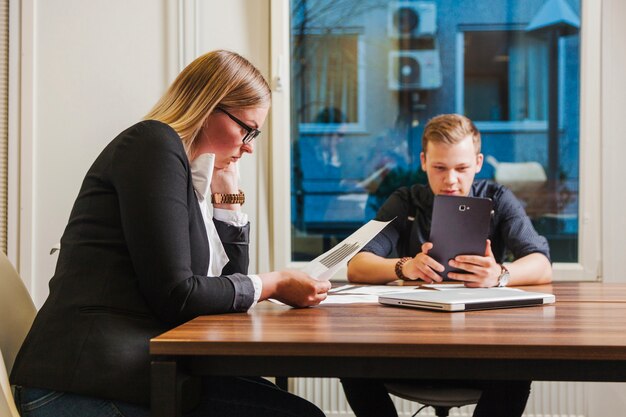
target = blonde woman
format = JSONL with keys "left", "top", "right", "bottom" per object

{"left": 12, "top": 50, "right": 328, "bottom": 417}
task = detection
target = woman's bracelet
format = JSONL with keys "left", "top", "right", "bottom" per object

{"left": 211, "top": 190, "right": 245, "bottom": 205}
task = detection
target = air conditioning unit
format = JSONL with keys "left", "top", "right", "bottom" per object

{"left": 388, "top": 50, "right": 442, "bottom": 90}
{"left": 388, "top": 1, "right": 437, "bottom": 38}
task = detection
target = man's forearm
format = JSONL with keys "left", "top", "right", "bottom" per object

{"left": 347, "top": 252, "right": 399, "bottom": 284}
{"left": 507, "top": 253, "right": 553, "bottom": 286}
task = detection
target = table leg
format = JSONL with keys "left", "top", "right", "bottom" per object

{"left": 151, "top": 359, "right": 181, "bottom": 417}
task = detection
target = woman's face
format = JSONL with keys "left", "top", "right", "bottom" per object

{"left": 192, "top": 106, "right": 269, "bottom": 168}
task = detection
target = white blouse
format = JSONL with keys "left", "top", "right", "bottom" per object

{"left": 190, "top": 153, "right": 262, "bottom": 309}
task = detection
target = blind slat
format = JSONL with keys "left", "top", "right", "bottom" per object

{"left": 0, "top": 0, "right": 9, "bottom": 253}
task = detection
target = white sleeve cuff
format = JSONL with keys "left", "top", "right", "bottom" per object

{"left": 247, "top": 274, "right": 263, "bottom": 310}
{"left": 213, "top": 207, "right": 248, "bottom": 226}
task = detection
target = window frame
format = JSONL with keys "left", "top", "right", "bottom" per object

{"left": 270, "top": 0, "right": 601, "bottom": 281}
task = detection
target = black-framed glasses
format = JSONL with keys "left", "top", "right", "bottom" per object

{"left": 216, "top": 107, "right": 261, "bottom": 144}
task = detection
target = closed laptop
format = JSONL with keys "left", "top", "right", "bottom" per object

{"left": 378, "top": 288, "right": 555, "bottom": 312}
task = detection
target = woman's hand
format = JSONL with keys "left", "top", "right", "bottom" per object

{"left": 402, "top": 242, "right": 445, "bottom": 283}
{"left": 447, "top": 239, "right": 501, "bottom": 287}
{"left": 211, "top": 160, "right": 239, "bottom": 195}
{"left": 259, "top": 270, "right": 331, "bottom": 307}
{"left": 211, "top": 161, "right": 240, "bottom": 209}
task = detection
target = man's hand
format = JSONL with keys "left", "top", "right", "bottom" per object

{"left": 447, "top": 239, "right": 501, "bottom": 287}
{"left": 402, "top": 242, "right": 445, "bottom": 283}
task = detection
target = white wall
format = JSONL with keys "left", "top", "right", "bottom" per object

{"left": 601, "top": 0, "right": 626, "bottom": 283}
{"left": 585, "top": 0, "right": 626, "bottom": 415}
{"left": 15, "top": 0, "right": 173, "bottom": 306}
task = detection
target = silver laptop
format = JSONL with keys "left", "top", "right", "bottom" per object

{"left": 378, "top": 288, "right": 555, "bottom": 312}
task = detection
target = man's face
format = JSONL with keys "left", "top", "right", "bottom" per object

{"left": 420, "top": 135, "right": 483, "bottom": 196}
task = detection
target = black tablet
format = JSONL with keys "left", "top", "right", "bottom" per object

{"left": 428, "top": 195, "right": 493, "bottom": 280}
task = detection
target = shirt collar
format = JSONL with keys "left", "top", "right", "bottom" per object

{"left": 190, "top": 153, "right": 215, "bottom": 201}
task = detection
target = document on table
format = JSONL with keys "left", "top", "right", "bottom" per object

{"left": 321, "top": 285, "right": 428, "bottom": 305}
{"left": 269, "top": 285, "right": 425, "bottom": 306}
{"left": 328, "top": 284, "right": 426, "bottom": 295}
{"left": 301, "top": 219, "right": 394, "bottom": 281}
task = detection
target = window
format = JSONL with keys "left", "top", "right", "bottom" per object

{"left": 273, "top": 0, "right": 598, "bottom": 280}
{"left": 456, "top": 24, "right": 581, "bottom": 263}
{"left": 463, "top": 29, "right": 548, "bottom": 125}
{"left": 294, "top": 30, "right": 365, "bottom": 133}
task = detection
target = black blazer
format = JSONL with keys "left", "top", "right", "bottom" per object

{"left": 11, "top": 120, "right": 255, "bottom": 405}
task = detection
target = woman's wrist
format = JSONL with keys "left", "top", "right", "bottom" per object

{"left": 211, "top": 190, "right": 244, "bottom": 205}
{"left": 210, "top": 167, "right": 239, "bottom": 195}
{"left": 259, "top": 271, "right": 282, "bottom": 300}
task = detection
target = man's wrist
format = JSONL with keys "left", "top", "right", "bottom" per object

{"left": 496, "top": 264, "right": 510, "bottom": 287}
{"left": 395, "top": 257, "right": 412, "bottom": 280}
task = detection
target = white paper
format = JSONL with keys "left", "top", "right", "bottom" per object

{"left": 320, "top": 294, "right": 380, "bottom": 304}
{"left": 321, "top": 285, "right": 429, "bottom": 304}
{"left": 329, "top": 284, "right": 427, "bottom": 296}
{"left": 268, "top": 294, "right": 381, "bottom": 306}
{"left": 301, "top": 219, "right": 394, "bottom": 281}
{"left": 268, "top": 286, "right": 429, "bottom": 306}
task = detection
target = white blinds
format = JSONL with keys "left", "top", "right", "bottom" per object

{"left": 0, "top": 0, "right": 7, "bottom": 253}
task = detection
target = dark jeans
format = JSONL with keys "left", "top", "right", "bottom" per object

{"left": 340, "top": 378, "right": 531, "bottom": 417}
{"left": 15, "top": 377, "right": 325, "bottom": 417}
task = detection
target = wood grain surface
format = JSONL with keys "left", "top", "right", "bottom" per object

{"left": 151, "top": 283, "right": 626, "bottom": 361}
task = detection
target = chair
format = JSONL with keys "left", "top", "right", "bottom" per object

{"left": 485, "top": 155, "right": 547, "bottom": 196}
{"left": 0, "top": 251, "right": 37, "bottom": 417}
{"left": 385, "top": 381, "right": 481, "bottom": 417}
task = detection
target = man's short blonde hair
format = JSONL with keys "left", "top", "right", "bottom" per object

{"left": 422, "top": 114, "right": 481, "bottom": 154}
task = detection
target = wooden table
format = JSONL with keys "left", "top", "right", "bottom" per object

{"left": 150, "top": 282, "right": 626, "bottom": 416}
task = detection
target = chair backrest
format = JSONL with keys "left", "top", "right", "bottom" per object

{"left": 0, "top": 350, "right": 20, "bottom": 417}
{"left": 385, "top": 382, "right": 481, "bottom": 417}
{"left": 485, "top": 155, "right": 547, "bottom": 195}
{"left": 0, "top": 251, "right": 37, "bottom": 417}
{"left": 0, "top": 251, "right": 36, "bottom": 375}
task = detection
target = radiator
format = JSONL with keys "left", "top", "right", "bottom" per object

{"left": 292, "top": 378, "right": 586, "bottom": 417}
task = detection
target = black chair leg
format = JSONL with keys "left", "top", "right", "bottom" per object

{"left": 433, "top": 406, "right": 450, "bottom": 417}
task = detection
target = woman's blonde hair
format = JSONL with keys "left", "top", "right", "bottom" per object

{"left": 145, "top": 50, "right": 271, "bottom": 154}
{"left": 422, "top": 114, "right": 481, "bottom": 154}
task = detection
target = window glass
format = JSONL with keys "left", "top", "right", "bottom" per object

{"left": 290, "top": 0, "right": 581, "bottom": 264}
{"left": 464, "top": 30, "right": 548, "bottom": 122}
{"left": 295, "top": 31, "right": 360, "bottom": 126}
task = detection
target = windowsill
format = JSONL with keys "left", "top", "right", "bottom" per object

{"left": 474, "top": 120, "right": 548, "bottom": 132}
{"left": 299, "top": 123, "right": 368, "bottom": 135}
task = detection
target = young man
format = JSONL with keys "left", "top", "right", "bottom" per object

{"left": 341, "top": 114, "right": 552, "bottom": 417}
